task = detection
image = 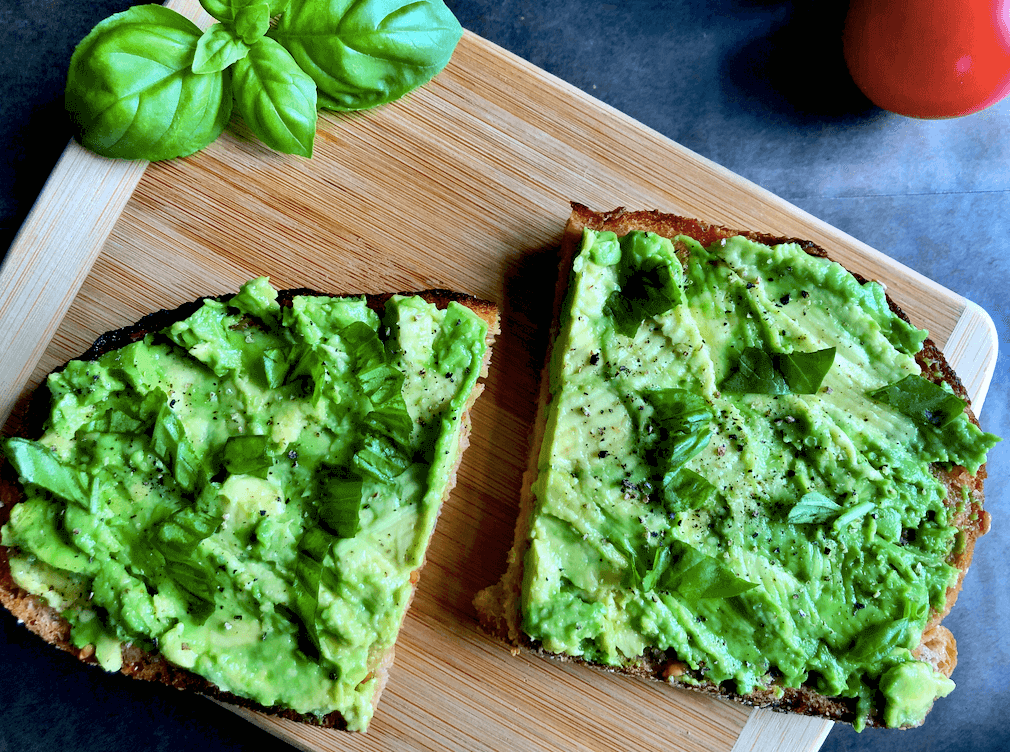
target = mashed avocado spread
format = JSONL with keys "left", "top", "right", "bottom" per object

{"left": 1, "top": 278, "right": 490, "bottom": 731}
{"left": 522, "top": 230, "right": 997, "bottom": 729}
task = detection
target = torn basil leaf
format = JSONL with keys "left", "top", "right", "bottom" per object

{"left": 223, "top": 435, "right": 273, "bottom": 476}
{"left": 605, "top": 263, "right": 681, "bottom": 336}
{"left": 868, "top": 374, "right": 966, "bottom": 428}
{"left": 341, "top": 322, "right": 414, "bottom": 483}
{"left": 786, "top": 491, "right": 842, "bottom": 524}
{"left": 2, "top": 438, "right": 89, "bottom": 508}
{"left": 151, "top": 397, "right": 203, "bottom": 492}
{"left": 155, "top": 501, "right": 224, "bottom": 622}
{"left": 620, "top": 538, "right": 756, "bottom": 601}
{"left": 291, "top": 527, "right": 336, "bottom": 657}
{"left": 661, "top": 468, "right": 716, "bottom": 511}
{"left": 644, "top": 388, "right": 714, "bottom": 472}
{"left": 776, "top": 347, "right": 836, "bottom": 394}
{"left": 720, "top": 346, "right": 835, "bottom": 395}
{"left": 318, "top": 474, "right": 364, "bottom": 538}
{"left": 604, "top": 231, "right": 684, "bottom": 336}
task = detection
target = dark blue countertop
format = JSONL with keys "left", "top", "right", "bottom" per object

{"left": 2, "top": 2, "right": 1007, "bottom": 751}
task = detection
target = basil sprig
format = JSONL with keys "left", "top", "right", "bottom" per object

{"left": 65, "top": 0, "right": 463, "bottom": 160}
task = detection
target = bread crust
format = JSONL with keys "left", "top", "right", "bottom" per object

{"left": 0, "top": 286, "right": 499, "bottom": 730}
{"left": 474, "top": 203, "right": 989, "bottom": 729}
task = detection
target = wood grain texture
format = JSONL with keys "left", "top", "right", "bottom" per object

{"left": 0, "top": 1, "right": 997, "bottom": 750}
{"left": 0, "top": 141, "right": 147, "bottom": 425}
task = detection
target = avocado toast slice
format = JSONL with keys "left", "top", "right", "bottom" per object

{"left": 0, "top": 278, "right": 498, "bottom": 732}
{"left": 475, "top": 204, "right": 996, "bottom": 730}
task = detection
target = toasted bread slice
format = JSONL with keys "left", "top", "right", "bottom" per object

{"left": 1, "top": 282, "right": 499, "bottom": 731}
{"left": 475, "top": 203, "right": 993, "bottom": 730}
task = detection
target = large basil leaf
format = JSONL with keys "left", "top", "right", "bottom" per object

{"left": 231, "top": 36, "right": 318, "bottom": 157}
{"left": 271, "top": 0, "right": 463, "bottom": 111}
{"left": 65, "top": 5, "right": 232, "bottom": 161}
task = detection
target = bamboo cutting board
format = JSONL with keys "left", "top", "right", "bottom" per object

{"left": 0, "top": 1, "right": 997, "bottom": 751}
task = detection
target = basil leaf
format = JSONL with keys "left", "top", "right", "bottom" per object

{"left": 201, "top": 0, "right": 289, "bottom": 25}
{"left": 155, "top": 500, "right": 224, "bottom": 622}
{"left": 318, "top": 474, "right": 364, "bottom": 537}
{"left": 851, "top": 600, "right": 926, "bottom": 663}
{"left": 151, "top": 397, "right": 203, "bottom": 492}
{"left": 775, "top": 347, "right": 836, "bottom": 394}
{"left": 271, "top": 0, "right": 463, "bottom": 111}
{"left": 3, "top": 438, "right": 89, "bottom": 508}
{"left": 673, "top": 557, "right": 758, "bottom": 601}
{"left": 624, "top": 538, "right": 756, "bottom": 601}
{"left": 340, "top": 322, "right": 414, "bottom": 482}
{"left": 291, "top": 526, "right": 337, "bottom": 657}
{"left": 869, "top": 374, "right": 967, "bottom": 428}
{"left": 341, "top": 322, "right": 406, "bottom": 406}
{"left": 786, "top": 491, "right": 841, "bottom": 524}
{"left": 262, "top": 348, "right": 292, "bottom": 389}
{"left": 231, "top": 36, "right": 318, "bottom": 157}
{"left": 720, "top": 347, "right": 789, "bottom": 394}
{"left": 65, "top": 5, "right": 233, "bottom": 161}
{"left": 644, "top": 388, "right": 713, "bottom": 473}
{"left": 661, "top": 468, "right": 716, "bottom": 511}
{"left": 233, "top": 1, "right": 272, "bottom": 44}
{"left": 720, "top": 346, "right": 835, "bottom": 395}
{"left": 639, "top": 546, "right": 672, "bottom": 592}
{"left": 223, "top": 434, "right": 273, "bottom": 476}
{"left": 193, "top": 23, "right": 251, "bottom": 74}
{"left": 604, "top": 232, "right": 683, "bottom": 336}
{"left": 354, "top": 428, "right": 413, "bottom": 480}
{"left": 605, "top": 266, "right": 680, "bottom": 336}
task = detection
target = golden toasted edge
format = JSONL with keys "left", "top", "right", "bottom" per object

{"left": 0, "top": 286, "right": 499, "bottom": 730}
{"left": 474, "top": 202, "right": 989, "bottom": 729}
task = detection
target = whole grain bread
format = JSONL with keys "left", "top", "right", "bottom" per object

{"left": 474, "top": 203, "right": 990, "bottom": 728}
{"left": 0, "top": 286, "right": 499, "bottom": 730}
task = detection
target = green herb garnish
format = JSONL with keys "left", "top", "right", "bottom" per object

{"left": 786, "top": 491, "right": 841, "bottom": 524}
{"left": 868, "top": 374, "right": 966, "bottom": 427}
{"left": 720, "top": 346, "right": 835, "bottom": 395}
{"left": 65, "top": 0, "right": 463, "bottom": 160}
